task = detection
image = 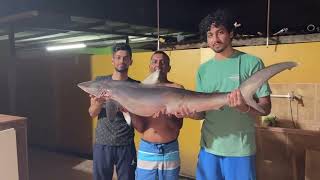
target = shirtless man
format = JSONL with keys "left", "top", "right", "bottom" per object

{"left": 130, "top": 51, "right": 183, "bottom": 180}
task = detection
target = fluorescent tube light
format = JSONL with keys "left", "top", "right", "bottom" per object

{"left": 46, "top": 43, "right": 86, "bottom": 51}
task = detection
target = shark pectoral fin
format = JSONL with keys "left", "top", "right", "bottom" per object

{"left": 141, "top": 70, "right": 160, "bottom": 85}
{"left": 105, "top": 99, "right": 120, "bottom": 122}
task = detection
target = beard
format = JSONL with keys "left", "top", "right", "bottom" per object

{"left": 212, "top": 43, "right": 227, "bottom": 53}
{"left": 115, "top": 67, "right": 128, "bottom": 73}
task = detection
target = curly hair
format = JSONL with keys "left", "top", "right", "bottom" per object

{"left": 112, "top": 43, "right": 132, "bottom": 58}
{"left": 199, "top": 9, "right": 236, "bottom": 42}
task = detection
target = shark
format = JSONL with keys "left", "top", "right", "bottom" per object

{"left": 78, "top": 61, "right": 297, "bottom": 122}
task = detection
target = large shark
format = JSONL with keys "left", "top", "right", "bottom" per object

{"left": 78, "top": 61, "right": 297, "bottom": 121}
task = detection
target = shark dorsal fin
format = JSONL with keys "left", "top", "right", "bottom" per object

{"left": 141, "top": 70, "right": 160, "bottom": 85}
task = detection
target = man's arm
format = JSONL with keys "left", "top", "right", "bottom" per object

{"left": 241, "top": 96, "right": 271, "bottom": 117}
{"left": 130, "top": 113, "right": 147, "bottom": 133}
{"left": 88, "top": 95, "right": 105, "bottom": 118}
{"left": 228, "top": 89, "right": 271, "bottom": 117}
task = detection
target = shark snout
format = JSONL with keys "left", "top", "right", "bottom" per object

{"left": 77, "top": 81, "right": 97, "bottom": 95}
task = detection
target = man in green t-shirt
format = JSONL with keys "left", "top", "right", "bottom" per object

{"left": 175, "top": 9, "right": 272, "bottom": 180}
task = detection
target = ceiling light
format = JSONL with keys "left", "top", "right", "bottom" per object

{"left": 46, "top": 43, "right": 86, "bottom": 51}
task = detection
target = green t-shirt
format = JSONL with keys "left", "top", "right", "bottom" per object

{"left": 196, "top": 51, "right": 271, "bottom": 156}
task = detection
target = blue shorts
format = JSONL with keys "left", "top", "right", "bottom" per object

{"left": 196, "top": 148, "right": 256, "bottom": 180}
{"left": 136, "top": 139, "right": 180, "bottom": 180}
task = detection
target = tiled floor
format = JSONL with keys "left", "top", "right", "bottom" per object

{"left": 29, "top": 148, "right": 194, "bottom": 180}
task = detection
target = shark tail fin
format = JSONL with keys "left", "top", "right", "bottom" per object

{"left": 240, "top": 61, "right": 297, "bottom": 114}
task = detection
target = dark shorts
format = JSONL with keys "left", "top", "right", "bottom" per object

{"left": 93, "top": 143, "right": 136, "bottom": 180}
